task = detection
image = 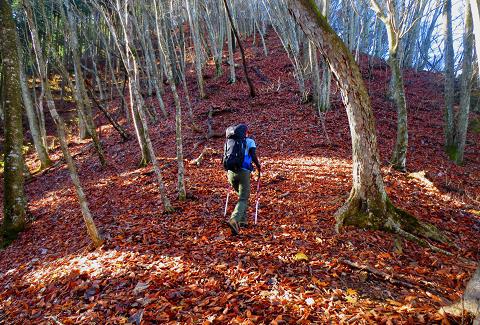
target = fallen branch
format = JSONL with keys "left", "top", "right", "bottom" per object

{"left": 190, "top": 147, "right": 216, "bottom": 166}
{"left": 278, "top": 191, "right": 290, "bottom": 198}
{"left": 204, "top": 105, "right": 237, "bottom": 117}
{"left": 340, "top": 258, "right": 451, "bottom": 304}
{"left": 45, "top": 315, "right": 65, "bottom": 325}
{"left": 85, "top": 80, "right": 131, "bottom": 141}
{"left": 252, "top": 66, "right": 271, "bottom": 84}
{"left": 161, "top": 139, "right": 208, "bottom": 170}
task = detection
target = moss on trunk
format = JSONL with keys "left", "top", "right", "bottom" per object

{"left": 335, "top": 194, "right": 447, "bottom": 243}
{"left": 1, "top": 0, "right": 27, "bottom": 244}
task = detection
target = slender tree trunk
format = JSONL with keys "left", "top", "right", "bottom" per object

{"left": 1, "top": 0, "right": 27, "bottom": 243}
{"left": 223, "top": 0, "right": 256, "bottom": 97}
{"left": 226, "top": 0, "right": 236, "bottom": 83}
{"left": 387, "top": 28, "right": 408, "bottom": 171}
{"left": 185, "top": 0, "right": 206, "bottom": 98}
{"left": 108, "top": 0, "right": 173, "bottom": 212}
{"left": 369, "top": 0, "right": 408, "bottom": 171}
{"left": 95, "top": 1, "right": 151, "bottom": 165}
{"left": 63, "top": 2, "right": 106, "bottom": 166}
{"left": 154, "top": 0, "right": 187, "bottom": 200}
{"left": 99, "top": 32, "right": 127, "bottom": 117}
{"left": 286, "top": 0, "right": 445, "bottom": 242}
{"left": 452, "top": 1, "right": 474, "bottom": 164}
{"left": 471, "top": 0, "right": 480, "bottom": 75}
{"left": 17, "top": 42, "right": 52, "bottom": 170}
{"left": 443, "top": 0, "right": 455, "bottom": 150}
{"left": 130, "top": 10, "right": 166, "bottom": 119}
{"left": 32, "top": 69, "right": 48, "bottom": 149}
{"left": 24, "top": 0, "right": 103, "bottom": 247}
{"left": 318, "top": 0, "right": 331, "bottom": 112}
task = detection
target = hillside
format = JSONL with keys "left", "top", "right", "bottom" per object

{"left": 1, "top": 32, "right": 480, "bottom": 323}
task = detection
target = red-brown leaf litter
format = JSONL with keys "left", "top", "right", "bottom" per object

{"left": 1, "top": 33, "right": 479, "bottom": 324}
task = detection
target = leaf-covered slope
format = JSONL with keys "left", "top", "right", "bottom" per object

{"left": 0, "top": 33, "right": 479, "bottom": 323}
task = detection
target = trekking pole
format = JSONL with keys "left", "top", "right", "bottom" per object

{"left": 224, "top": 186, "right": 230, "bottom": 218}
{"left": 254, "top": 176, "right": 261, "bottom": 225}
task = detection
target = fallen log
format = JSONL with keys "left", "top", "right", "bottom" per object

{"left": 340, "top": 258, "right": 451, "bottom": 304}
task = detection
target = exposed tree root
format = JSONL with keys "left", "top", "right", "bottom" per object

{"left": 392, "top": 226, "right": 452, "bottom": 256}
{"left": 335, "top": 194, "right": 450, "bottom": 252}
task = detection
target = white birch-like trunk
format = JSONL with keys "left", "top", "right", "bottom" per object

{"left": 185, "top": 0, "right": 206, "bottom": 98}
{"left": 63, "top": 1, "right": 106, "bottom": 166}
{"left": 17, "top": 42, "right": 52, "bottom": 170}
{"left": 24, "top": 0, "right": 103, "bottom": 247}
{"left": 453, "top": 0, "right": 473, "bottom": 165}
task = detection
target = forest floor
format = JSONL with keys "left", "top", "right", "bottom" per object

{"left": 1, "top": 33, "right": 480, "bottom": 324}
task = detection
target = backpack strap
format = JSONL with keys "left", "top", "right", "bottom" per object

{"left": 222, "top": 141, "right": 227, "bottom": 165}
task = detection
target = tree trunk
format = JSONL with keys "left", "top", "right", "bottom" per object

{"left": 223, "top": 0, "right": 256, "bottom": 97}
{"left": 95, "top": 1, "right": 151, "bottom": 166}
{"left": 153, "top": 0, "right": 187, "bottom": 200}
{"left": 17, "top": 41, "right": 52, "bottom": 170}
{"left": 387, "top": 27, "right": 408, "bottom": 172}
{"left": 1, "top": 0, "right": 27, "bottom": 243}
{"left": 130, "top": 9, "right": 166, "bottom": 119}
{"left": 226, "top": 0, "right": 236, "bottom": 83}
{"left": 443, "top": 0, "right": 455, "bottom": 150}
{"left": 471, "top": 0, "right": 480, "bottom": 76}
{"left": 64, "top": 1, "right": 107, "bottom": 167}
{"left": 285, "top": 0, "right": 445, "bottom": 242}
{"left": 451, "top": 0, "right": 474, "bottom": 165}
{"left": 318, "top": 0, "right": 331, "bottom": 112}
{"left": 24, "top": 0, "right": 103, "bottom": 247}
{"left": 106, "top": 0, "right": 173, "bottom": 212}
{"left": 185, "top": 0, "right": 206, "bottom": 98}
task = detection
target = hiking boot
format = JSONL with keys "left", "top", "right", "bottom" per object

{"left": 226, "top": 220, "right": 240, "bottom": 236}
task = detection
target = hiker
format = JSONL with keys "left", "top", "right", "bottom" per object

{"left": 222, "top": 124, "right": 261, "bottom": 235}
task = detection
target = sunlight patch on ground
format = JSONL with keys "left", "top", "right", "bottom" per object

{"left": 267, "top": 156, "right": 350, "bottom": 172}
{"left": 28, "top": 187, "right": 77, "bottom": 215}
{"left": 21, "top": 250, "right": 184, "bottom": 287}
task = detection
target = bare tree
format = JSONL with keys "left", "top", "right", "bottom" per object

{"left": 450, "top": 0, "right": 474, "bottom": 165}
{"left": 62, "top": 0, "right": 106, "bottom": 166}
{"left": 369, "top": 0, "right": 415, "bottom": 171}
{"left": 286, "top": 0, "right": 446, "bottom": 243}
{"left": 17, "top": 41, "right": 52, "bottom": 170}
{"left": 186, "top": 0, "right": 206, "bottom": 98}
{"left": 23, "top": 0, "right": 104, "bottom": 247}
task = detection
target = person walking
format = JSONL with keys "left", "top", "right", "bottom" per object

{"left": 222, "top": 124, "right": 261, "bottom": 235}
